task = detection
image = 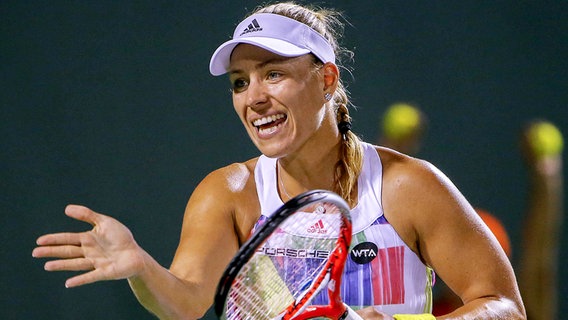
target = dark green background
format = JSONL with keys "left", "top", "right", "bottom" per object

{"left": 2, "top": 1, "right": 566, "bottom": 319}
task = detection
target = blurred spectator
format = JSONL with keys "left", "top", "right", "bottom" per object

{"left": 518, "top": 120, "right": 564, "bottom": 320}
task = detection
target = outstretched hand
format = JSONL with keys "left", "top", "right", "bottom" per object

{"left": 32, "top": 205, "right": 146, "bottom": 288}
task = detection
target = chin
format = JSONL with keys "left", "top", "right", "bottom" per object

{"left": 258, "top": 149, "right": 284, "bottom": 159}
{"left": 255, "top": 144, "right": 287, "bottom": 159}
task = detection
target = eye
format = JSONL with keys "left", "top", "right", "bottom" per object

{"left": 231, "top": 78, "right": 248, "bottom": 93}
{"left": 267, "top": 71, "right": 282, "bottom": 81}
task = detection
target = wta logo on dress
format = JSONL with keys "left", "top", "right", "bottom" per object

{"left": 350, "top": 242, "right": 378, "bottom": 264}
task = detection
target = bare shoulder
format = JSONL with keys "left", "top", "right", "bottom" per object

{"left": 197, "top": 158, "right": 258, "bottom": 200}
{"left": 375, "top": 146, "right": 479, "bottom": 259}
{"left": 376, "top": 146, "right": 447, "bottom": 195}
{"left": 376, "top": 146, "right": 448, "bottom": 220}
{"left": 189, "top": 158, "right": 261, "bottom": 241}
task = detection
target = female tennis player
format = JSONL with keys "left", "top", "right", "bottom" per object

{"left": 33, "top": 2, "right": 526, "bottom": 319}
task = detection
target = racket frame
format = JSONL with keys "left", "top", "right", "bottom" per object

{"left": 214, "top": 190, "right": 353, "bottom": 319}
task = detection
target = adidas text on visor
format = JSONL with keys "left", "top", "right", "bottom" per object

{"left": 209, "top": 13, "right": 336, "bottom": 76}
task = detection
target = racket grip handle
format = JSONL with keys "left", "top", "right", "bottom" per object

{"left": 341, "top": 304, "right": 364, "bottom": 320}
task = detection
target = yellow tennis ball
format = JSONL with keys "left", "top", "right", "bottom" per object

{"left": 528, "top": 121, "right": 564, "bottom": 157}
{"left": 382, "top": 103, "right": 421, "bottom": 139}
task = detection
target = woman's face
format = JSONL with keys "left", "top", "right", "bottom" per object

{"left": 228, "top": 44, "right": 332, "bottom": 158}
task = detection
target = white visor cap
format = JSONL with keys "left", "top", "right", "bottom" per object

{"left": 209, "top": 13, "right": 336, "bottom": 76}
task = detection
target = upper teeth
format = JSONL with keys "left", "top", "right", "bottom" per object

{"left": 253, "top": 114, "right": 285, "bottom": 127}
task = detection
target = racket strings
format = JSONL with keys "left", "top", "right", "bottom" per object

{"left": 222, "top": 200, "right": 348, "bottom": 320}
{"left": 226, "top": 283, "right": 279, "bottom": 319}
{"left": 226, "top": 256, "right": 294, "bottom": 319}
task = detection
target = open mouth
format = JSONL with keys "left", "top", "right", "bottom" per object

{"left": 252, "top": 114, "right": 287, "bottom": 135}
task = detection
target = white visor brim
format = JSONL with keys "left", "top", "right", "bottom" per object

{"left": 209, "top": 13, "right": 335, "bottom": 76}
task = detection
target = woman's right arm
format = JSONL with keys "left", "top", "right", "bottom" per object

{"left": 33, "top": 163, "right": 255, "bottom": 320}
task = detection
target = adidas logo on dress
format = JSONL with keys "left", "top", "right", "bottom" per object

{"left": 307, "top": 219, "right": 328, "bottom": 234}
{"left": 240, "top": 19, "right": 263, "bottom": 36}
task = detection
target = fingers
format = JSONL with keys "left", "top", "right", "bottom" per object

{"left": 33, "top": 205, "right": 119, "bottom": 288}
{"left": 35, "top": 232, "right": 82, "bottom": 246}
{"left": 44, "top": 257, "right": 94, "bottom": 272}
{"left": 35, "top": 205, "right": 105, "bottom": 246}
{"left": 65, "top": 205, "right": 102, "bottom": 226}
{"left": 43, "top": 259, "right": 102, "bottom": 288}
{"left": 32, "top": 244, "right": 83, "bottom": 259}
{"left": 65, "top": 270, "right": 104, "bottom": 288}
{"left": 39, "top": 259, "right": 111, "bottom": 288}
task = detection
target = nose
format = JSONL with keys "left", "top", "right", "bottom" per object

{"left": 245, "top": 78, "right": 269, "bottom": 111}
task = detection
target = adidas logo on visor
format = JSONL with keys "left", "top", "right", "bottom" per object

{"left": 209, "top": 13, "right": 336, "bottom": 76}
{"left": 239, "top": 19, "right": 262, "bottom": 36}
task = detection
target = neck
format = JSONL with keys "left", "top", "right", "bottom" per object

{"left": 277, "top": 139, "right": 341, "bottom": 200}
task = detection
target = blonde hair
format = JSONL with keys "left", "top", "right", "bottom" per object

{"left": 253, "top": 2, "right": 363, "bottom": 207}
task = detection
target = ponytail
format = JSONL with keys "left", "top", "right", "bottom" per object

{"left": 333, "top": 84, "right": 363, "bottom": 208}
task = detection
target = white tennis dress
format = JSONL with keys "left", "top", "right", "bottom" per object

{"left": 251, "top": 142, "right": 434, "bottom": 315}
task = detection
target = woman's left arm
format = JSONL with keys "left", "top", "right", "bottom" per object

{"left": 383, "top": 156, "right": 526, "bottom": 320}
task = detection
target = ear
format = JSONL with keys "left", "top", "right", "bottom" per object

{"left": 322, "top": 62, "right": 339, "bottom": 93}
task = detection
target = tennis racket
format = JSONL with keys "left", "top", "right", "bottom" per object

{"left": 214, "top": 190, "right": 362, "bottom": 320}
